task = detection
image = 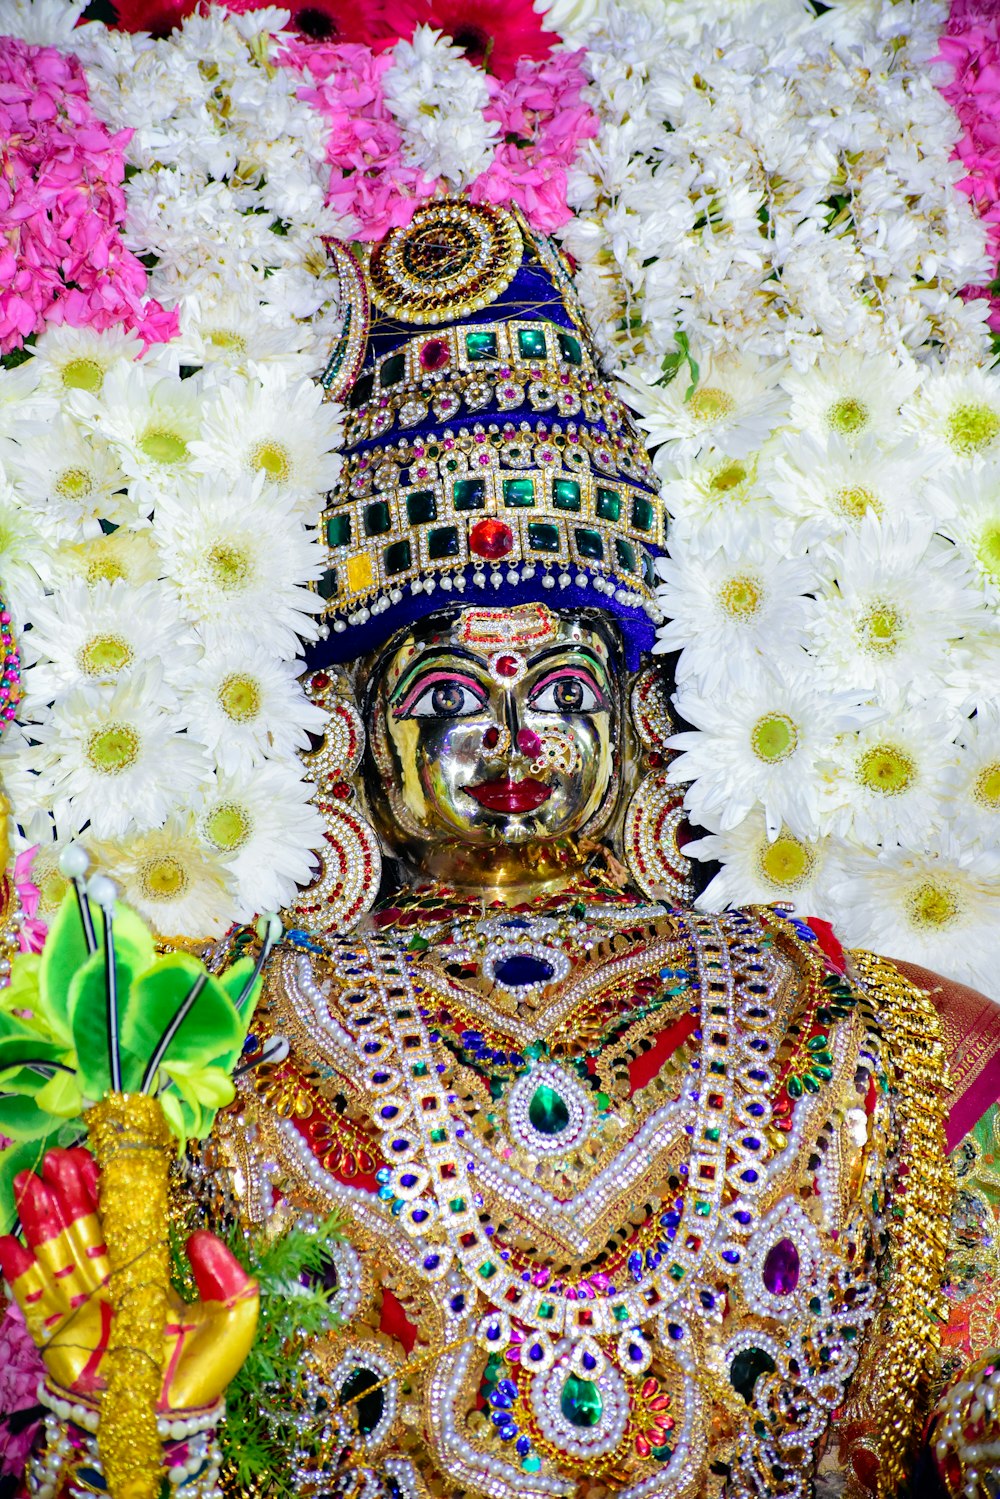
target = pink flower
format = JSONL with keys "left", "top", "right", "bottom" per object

{"left": 0, "top": 35, "right": 173, "bottom": 356}
{"left": 12, "top": 847, "right": 46, "bottom": 957}
{"left": 0, "top": 1299, "right": 44, "bottom": 1480}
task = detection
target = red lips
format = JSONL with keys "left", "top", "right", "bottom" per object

{"left": 464, "top": 777, "right": 553, "bottom": 813}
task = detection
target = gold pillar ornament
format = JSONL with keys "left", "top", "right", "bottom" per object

{"left": 85, "top": 1091, "right": 174, "bottom": 1499}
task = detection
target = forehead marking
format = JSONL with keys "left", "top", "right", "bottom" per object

{"left": 455, "top": 603, "right": 559, "bottom": 649}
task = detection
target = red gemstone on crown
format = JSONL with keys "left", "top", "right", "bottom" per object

{"left": 495, "top": 655, "right": 520, "bottom": 678}
{"left": 419, "top": 338, "right": 450, "bottom": 372}
{"left": 469, "top": 518, "right": 514, "bottom": 561}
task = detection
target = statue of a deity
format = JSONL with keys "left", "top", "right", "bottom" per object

{"left": 6, "top": 199, "right": 1000, "bottom": 1499}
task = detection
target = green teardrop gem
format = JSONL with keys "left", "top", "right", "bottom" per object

{"left": 560, "top": 1375, "right": 603, "bottom": 1429}
{"left": 528, "top": 1084, "right": 570, "bottom": 1136}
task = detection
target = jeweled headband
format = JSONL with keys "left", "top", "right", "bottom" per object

{"left": 312, "top": 199, "right": 667, "bottom": 670}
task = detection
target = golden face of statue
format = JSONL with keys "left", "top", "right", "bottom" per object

{"left": 363, "top": 603, "right": 622, "bottom": 890}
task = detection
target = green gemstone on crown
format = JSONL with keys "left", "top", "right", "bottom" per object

{"left": 518, "top": 327, "right": 547, "bottom": 359}
{"left": 631, "top": 494, "right": 654, "bottom": 532}
{"left": 380, "top": 352, "right": 406, "bottom": 388}
{"left": 528, "top": 1084, "right": 570, "bottom": 1135}
{"left": 326, "top": 513, "right": 351, "bottom": 548}
{"left": 364, "top": 500, "right": 392, "bottom": 537}
{"left": 466, "top": 331, "right": 498, "bottom": 361}
{"left": 317, "top": 567, "right": 338, "bottom": 600}
{"left": 552, "top": 478, "right": 581, "bottom": 511}
{"left": 384, "top": 539, "right": 412, "bottom": 575}
{"left": 528, "top": 522, "right": 561, "bottom": 553}
{"left": 453, "top": 478, "right": 485, "bottom": 511}
{"left": 428, "top": 525, "right": 459, "bottom": 558}
{"left": 560, "top": 1376, "right": 603, "bottom": 1429}
{"left": 615, "top": 538, "right": 637, "bottom": 573}
{"left": 596, "top": 487, "right": 622, "bottom": 522}
{"left": 575, "top": 528, "right": 604, "bottom": 561}
{"left": 558, "top": 332, "right": 583, "bottom": 366}
{"left": 503, "top": 477, "right": 536, "bottom": 508}
{"left": 406, "top": 490, "right": 437, "bottom": 524}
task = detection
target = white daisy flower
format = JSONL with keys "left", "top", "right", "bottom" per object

{"left": 0, "top": 480, "right": 51, "bottom": 624}
{"left": 154, "top": 476, "right": 324, "bottom": 658}
{"left": 192, "top": 366, "right": 342, "bottom": 511}
{"left": 0, "top": 360, "right": 54, "bottom": 439}
{"left": 22, "top": 579, "right": 199, "bottom": 697}
{"left": 49, "top": 530, "right": 163, "bottom": 592}
{"left": 0, "top": 724, "right": 54, "bottom": 846}
{"left": 824, "top": 707, "right": 958, "bottom": 849}
{"left": 383, "top": 27, "right": 498, "bottom": 189}
{"left": 175, "top": 644, "right": 326, "bottom": 774}
{"left": 31, "top": 669, "right": 209, "bottom": 840}
{"left": 687, "top": 810, "right": 840, "bottom": 917}
{"left": 619, "top": 354, "right": 787, "bottom": 461}
{"left": 926, "top": 460, "right": 1000, "bottom": 599}
{"left": 826, "top": 840, "right": 1000, "bottom": 998}
{"left": 946, "top": 706, "right": 1000, "bottom": 851}
{"left": 71, "top": 362, "right": 205, "bottom": 503}
{"left": 780, "top": 351, "right": 922, "bottom": 447}
{"left": 193, "top": 763, "right": 325, "bottom": 919}
{"left": 767, "top": 432, "right": 927, "bottom": 548}
{"left": 809, "top": 513, "right": 987, "bottom": 701}
{"left": 657, "top": 446, "right": 788, "bottom": 543}
{"left": 95, "top": 820, "right": 237, "bottom": 940}
{"left": 27, "top": 323, "right": 145, "bottom": 400}
{"left": 655, "top": 531, "right": 816, "bottom": 694}
{"left": 669, "top": 668, "right": 875, "bottom": 840}
{"left": 0, "top": 416, "right": 134, "bottom": 541}
{"left": 171, "top": 285, "right": 318, "bottom": 378}
{"left": 903, "top": 366, "right": 1000, "bottom": 464}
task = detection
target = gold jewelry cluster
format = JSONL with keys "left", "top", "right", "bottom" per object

{"left": 85, "top": 1093, "right": 174, "bottom": 1499}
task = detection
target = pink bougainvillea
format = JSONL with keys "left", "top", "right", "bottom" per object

{"left": 0, "top": 36, "right": 177, "bottom": 356}
{"left": 937, "top": 1, "right": 1000, "bottom": 330}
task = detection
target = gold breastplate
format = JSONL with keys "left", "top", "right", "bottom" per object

{"left": 223, "top": 890, "right": 947, "bottom": 1499}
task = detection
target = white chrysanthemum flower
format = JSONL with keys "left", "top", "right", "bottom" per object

{"left": 0, "top": 360, "right": 54, "bottom": 439}
{"left": 655, "top": 532, "right": 816, "bottom": 694}
{"left": 825, "top": 707, "right": 958, "bottom": 849}
{"left": 809, "top": 513, "right": 987, "bottom": 700}
{"left": 767, "top": 432, "right": 927, "bottom": 547}
{"left": 926, "top": 460, "right": 1000, "bottom": 599}
{"left": 826, "top": 841, "right": 1000, "bottom": 998}
{"left": 903, "top": 366, "right": 1000, "bottom": 463}
{"left": 0, "top": 416, "right": 134, "bottom": 540}
{"left": 70, "top": 363, "right": 204, "bottom": 502}
{"left": 154, "top": 476, "right": 323, "bottom": 658}
{"left": 49, "top": 530, "right": 163, "bottom": 592}
{"left": 28, "top": 323, "right": 145, "bottom": 399}
{"left": 0, "top": 725, "right": 54, "bottom": 846}
{"left": 780, "top": 351, "right": 922, "bottom": 447}
{"left": 670, "top": 668, "right": 875, "bottom": 840}
{"left": 0, "top": 0, "right": 88, "bottom": 46}
{"left": 175, "top": 644, "right": 325, "bottom": 774}
{"left": 193, "top": 763, "right": 325, "bottom": 919}
{"left": 95, "top": 820, "right": 237, "bottom": 940}
{"left": 687, "top": 810, "right": 840, "bottom": 917}
{"left": 619, "top": 356, "right": 787, "bottom": 461}
{"left": 192, "top": 367, "right": 342, "bottom": 511}
{"left": 31, "top": 669, "right": 209, "bottom": 840}
{"left": 946, "top": 706, "right": 1000, "bottom": 851}
{"left": 383, "top": 27, "right": 498, "bottom": 188}
{"left": 23, "top": 579, "right": 199, "bottom": 697}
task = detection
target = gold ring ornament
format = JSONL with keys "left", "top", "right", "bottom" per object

{"left": 368, "top": 201, "right": 523, "bottom": 325}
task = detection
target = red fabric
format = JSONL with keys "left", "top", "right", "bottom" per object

{"left": 380, "top": 1287, "right": 417, "bottom": 1354}
{"left": 628, "top": 1012, "right": 697, "bottom": 1095}
{"left": 806, "top": 916, "right": 846, "bottom": 973}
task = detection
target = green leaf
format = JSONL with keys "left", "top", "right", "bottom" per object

{"left": 158, "top": 1088, "right": 201, "bottom": 1145}
{"left": 0, "top": 1039, "right": 67, "bottom": 1078}
{"left": 0, "top": 1136, "right": 62, "bottom": 1232}
{"left": 124, "top": 954, "right": 247, "bottom": 1073}
{"left": 0, "top": 1090, "right": 60, "bottom": 1140}
{"left": 38, "top": 893, "right": 156, "bottom": 1050}
{"left": 34, "top": 1069, "right": 84, "bottom": 1118}
{"left": 161, "top": 1061, "right": 235, "bottom": 1110}
{"left": 67, "top": 946, "right": 147, "bottom": 1100}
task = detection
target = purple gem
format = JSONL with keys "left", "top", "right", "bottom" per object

{"left": 762, "top": 1237, "right": 800, "bottom": 1296}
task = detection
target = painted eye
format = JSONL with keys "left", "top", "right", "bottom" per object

{"left": 530, "top": 675, "right": 600, "bottom": 713}
{"left": 408, "top": 680, "right": 486, "bottom": 718}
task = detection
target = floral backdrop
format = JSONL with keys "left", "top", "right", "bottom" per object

{"left": 0, "top": 0, "right": 998, "bottom": 1008}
